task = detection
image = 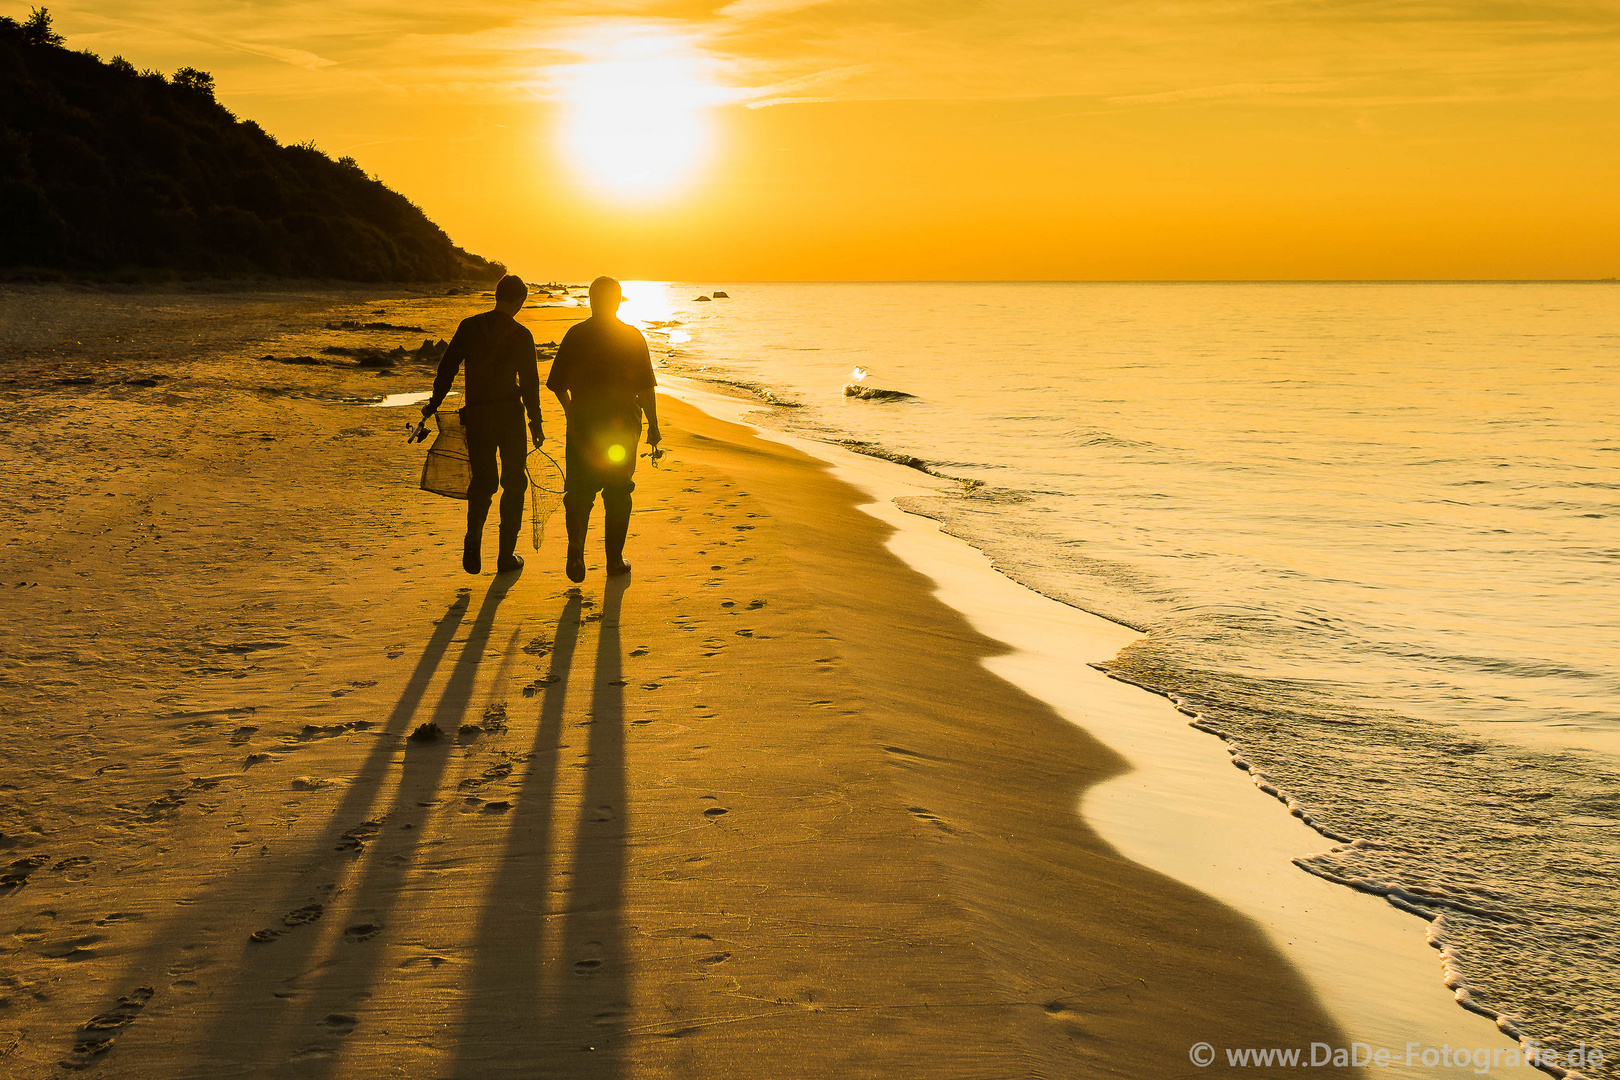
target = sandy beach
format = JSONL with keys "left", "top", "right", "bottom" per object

{"left": 0, "top": 285, "right": 1428, "bottom": 1078}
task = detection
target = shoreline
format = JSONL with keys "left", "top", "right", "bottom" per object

{"left": 661, "top": 377, "right": 1552, "bottom": 1079}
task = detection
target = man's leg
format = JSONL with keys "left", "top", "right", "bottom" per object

{"left": 562, "top": 436, "right": 597, "bottom": 584}
{"left": 602, "top": 477, "right": 635, "bottom": 576}
{"left": 494, "top": 409, "right": 529, "bottom": 572}
{"left": 464, "top": 416, "right": 500, "bottom": 575}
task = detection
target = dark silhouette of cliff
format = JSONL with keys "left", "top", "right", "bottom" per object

{"left": 0, "top": 9, "right": 503, "bottom": 282}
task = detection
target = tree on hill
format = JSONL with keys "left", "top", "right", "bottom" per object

{"left": 0, "top": 9, "right": 504, "bottom": 282}
{"left": 20, "top": 7, "right": 62, "bottom": 47}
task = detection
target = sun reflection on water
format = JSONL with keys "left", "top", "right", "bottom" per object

{"left": 618, "top": 281, "right": 691, "bottom": 345}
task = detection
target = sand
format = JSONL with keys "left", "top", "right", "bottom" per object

{"left": 2, "top": 286, "right": 1365, "bottom": 1078}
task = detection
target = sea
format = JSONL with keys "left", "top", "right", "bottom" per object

{"left": 597, "top": 280, "right": 1620, "bottom": 1071}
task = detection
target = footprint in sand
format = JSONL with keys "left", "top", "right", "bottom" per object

{"left": 335, "top": 819, "right": 384, "bottom": 852}
{"left": 343, "top": 923, "right": 382, "bottom": 943}
{"left": 459, "top": 762, "right": 512, "bottom": 792}
{"left": 521, "top": 676, "right": 558, "bottom": 696}
{"left": 317, "top": 1014, "right": 358, "bottom": 1035}
{"left": 630, "top": 647, "right": 649, "bottom": 657}
{"left": 298, "top": 721, "right": 372, "bottom": 741}
{"left": 54, "top": 855, "right": 93, "bottom": 882}
{"left": 41, "top": 932, "right": 106, "bottom": 962}
{"left": 63, "top": 985, "right": 154, "bottom": 1066}
{"left": 397, "top": 954, "right": 449, "bottom": 970}
{"left": 282, "top": 903, "right": 323, "bottom": 927}
{"left": 1, "top": 855, "right": 49, "bottom": 895}
{"left": 907, "top": 807, "right": 957, "bottom": 834}
{"left": 95, "top": 912, "right": 142, "bottom": 928}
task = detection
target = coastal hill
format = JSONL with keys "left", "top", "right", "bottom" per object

{"left": 0, "top": 10, "right": 501, "bottom": 282}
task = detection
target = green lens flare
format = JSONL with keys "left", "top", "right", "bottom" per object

{"left": 607, "top": 444, "right": 627, "bottom": 463}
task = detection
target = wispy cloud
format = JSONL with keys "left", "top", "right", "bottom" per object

{"left": 1111, "top": 81, "right": 1343, "bottom": 105}
{"left": 716, "top": 0, "right": 835, "bottom": 21}
{"left": 35, "top": 0, "right": 1620, "bottom": 112}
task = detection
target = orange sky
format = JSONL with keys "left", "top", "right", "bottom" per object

{"left": 23, "top": 1, "right": 1620, "bottom": 280}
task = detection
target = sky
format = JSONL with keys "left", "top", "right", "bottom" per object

{"left": 18, "top": 1, "right": 1620, "bottom": 280}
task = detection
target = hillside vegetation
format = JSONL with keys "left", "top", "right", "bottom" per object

{"left": 0, "top": 9, "right": 502, "bottom": 282}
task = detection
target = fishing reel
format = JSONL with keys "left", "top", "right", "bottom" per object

{"left": 405, "top": 419, "right": 431, "bottom": 444}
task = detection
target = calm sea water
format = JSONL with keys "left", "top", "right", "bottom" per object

{"left": 614, "top": 281, "right": 1620, "bottom": 1070}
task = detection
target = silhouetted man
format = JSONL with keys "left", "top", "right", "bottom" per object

{"left": 547, "top": 276, "right": 660, "bottom": 581}
{"left": 422, "top": 274, "right": 544, "bottom": 575}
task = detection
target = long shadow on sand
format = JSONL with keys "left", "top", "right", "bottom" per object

{"left": 268, "top": 571, "right": 521, "bottom": 1070}
{"left": 175, "top": 574, "right": 517, "bottom": 1073}
{"left": 548, "top": 575, "right": 629, "bottom": 1076}
{"left": 61, "top": 588, "right": 477, "bottom": 1070}
{"left": 442, "top": 590, "right": 583, "bottom": 1078}
{"left": 443, "top": 578, "right": 630, "bottom": 1079}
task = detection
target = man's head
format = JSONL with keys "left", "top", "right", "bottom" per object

{"left": 494, "top": 274, "right": 527, "bottom": 314}
{"left": 589, "top": 276, "right": 622, "bottom": 318}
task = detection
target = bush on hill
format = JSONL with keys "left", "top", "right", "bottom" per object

{"left": 0, "top": 9, "right": 503, "bottom": 282}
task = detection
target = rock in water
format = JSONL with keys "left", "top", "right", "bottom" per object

{"left": 843, "top": 384, "right": 915, "bottom": 401}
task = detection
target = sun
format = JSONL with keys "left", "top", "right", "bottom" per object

{"left": 557, "top": 37, "right": 718, "bottom": 201}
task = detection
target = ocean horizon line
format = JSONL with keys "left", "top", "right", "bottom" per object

{"left": 607, "top": 277, "right": 1620, "bottom": 286}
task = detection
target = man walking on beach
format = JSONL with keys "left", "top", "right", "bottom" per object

{"left": 422, "top": 274, "right": 544, "bottom": 575}
{"left": 547, "top": 276, "right": 660, "bottom": 582}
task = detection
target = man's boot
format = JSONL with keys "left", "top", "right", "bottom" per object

{"left": 464, "top": 504, "right": 489, "bottom": 575}
{"left": 565, "top": 502, "right": 590, "bottom": 583}
{"left": 604, "top": 512, "right": 631, "bottom": 576}
{"left": 495, "top": 518, "right": 523, "bottom": 573}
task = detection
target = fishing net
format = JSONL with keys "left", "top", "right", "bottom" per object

{"left": 419, "top": 410, "right": 470, "bottom": 500}
{"left": 528, "top": 449, "right": 565, "bottom": 551}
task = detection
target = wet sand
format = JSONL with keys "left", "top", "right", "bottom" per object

{"left": 2, "top": 287, "right": 1354, "bottom": 1077}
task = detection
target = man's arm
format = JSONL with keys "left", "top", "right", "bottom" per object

{"left": 634, "top": 327, "right": 659, "bottom": 445}
{"left": 545, "top": 327, "right": 574, "bottom": 424}
{"left": 423, "top": 322, "right": 469, "bottom": 416}
{"left": 517, "top": 329, "right": 544, "bottom": 447}
{"left": 638, "top": 390, "right": 660, "bottom": 446}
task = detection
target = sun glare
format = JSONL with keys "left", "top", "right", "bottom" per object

{"left": 557, "top": 37, "right": 719, "bottom": 201}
